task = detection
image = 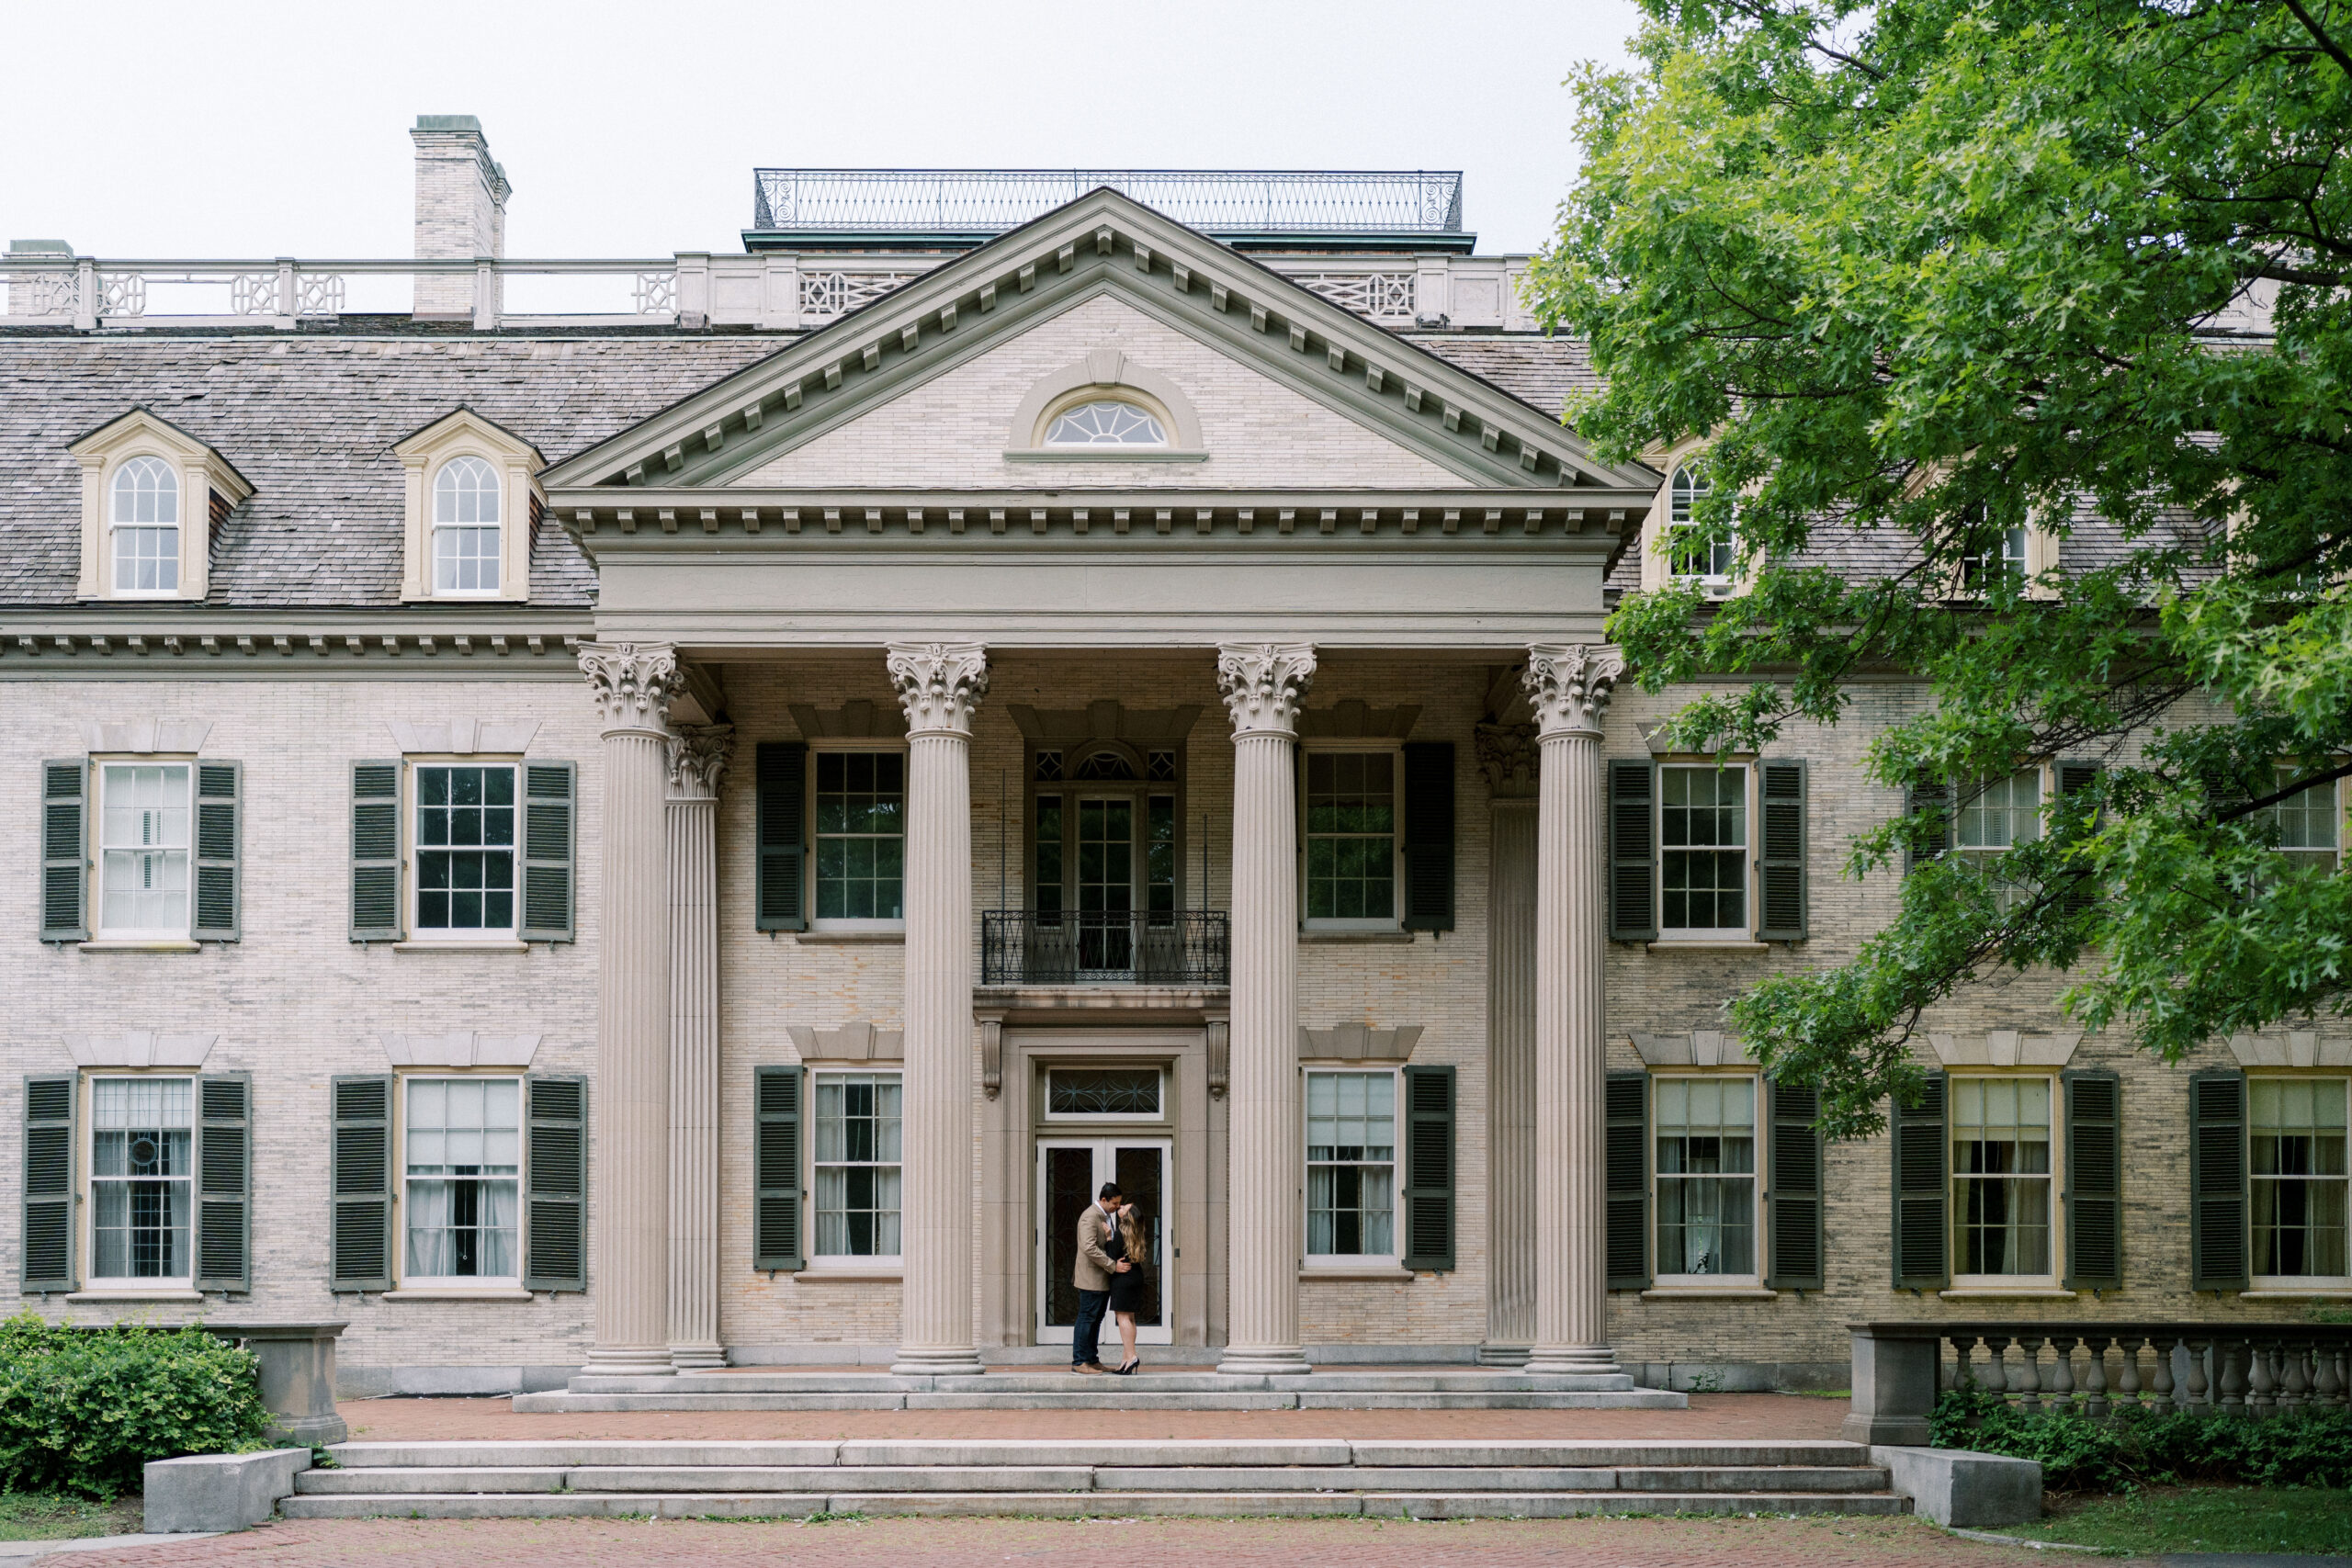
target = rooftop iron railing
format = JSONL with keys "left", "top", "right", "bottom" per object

{"left": 752, "top": 169, "right": 1465, "bottom": 236}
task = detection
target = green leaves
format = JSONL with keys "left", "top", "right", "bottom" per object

{"left": 0, "top": 1315, "right": 269, "bottom": 1499}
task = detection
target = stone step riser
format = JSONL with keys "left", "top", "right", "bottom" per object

{"left": 327, "top": 1441, "right": 1871, "bottom": 1471}
{"left": 282, "top": 1491, "right": 1911, "bottom": 1522}
{"left": 565, "top": 1374, "right": 1643, "bottom": 1395}
{"left": 512, "top": 1391, "right": 1686, "bottom": 1413}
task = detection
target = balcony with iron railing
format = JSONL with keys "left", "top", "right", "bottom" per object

{"left": 979, "top": 909, "right": 1229, "bottom": 988}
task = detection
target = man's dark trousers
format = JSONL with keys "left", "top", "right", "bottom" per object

{"left": 1071, "top": 1288, "right": 1110, "bottom": 1368}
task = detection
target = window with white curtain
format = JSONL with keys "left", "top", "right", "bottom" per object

{"left": 1306, "top": 1070, "right": 1396, "bottom": 1258}
{"left": 98, "top": 761, "right": 192, "bottom": 939}
{"left": 2253, "top": 1077, "right": 2349, "bottom": 1282}
{"left": 110, "top": 457, "right": 181, "bottom": 594}
{"left": 90, "top": 1077, "right": 193, "bottom": 1283}
{"left": 1654, "top": 1076, "right": 1758, "bottom": 1280}
{"left": 432, "top": 456, "right": 503, "bottom": 595}
{"left": 813, "top": 1072, "right": 902, "bottom": 1258}
{"left": 402, "top": 1077, "right": 521, "bottom": 1282}
{"left": 1951, "top": 1076, "right": 2056, "bottom": 1280}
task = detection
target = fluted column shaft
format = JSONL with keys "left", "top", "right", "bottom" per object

{"left": 579, "top": 641, "right": 680, "bottom": 1377}
{"left": 1216, "top": 643, "right": 1316, "bottom": 1377}
{"left": 1481, "top": 772, "right": 1540, "bottom": 1363}
{"left": 666, "top": 725, "right": 731, "bottom": 1370}
{"left": 888, "top": 642, "right": 989, "bottom": 1376}
{"left": 1523, "top": 643, "right": 1624, "bottom": 1378}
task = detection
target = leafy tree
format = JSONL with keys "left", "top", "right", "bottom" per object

{"left": 1527, "top": 0, "right": 2352, "bottom": 1137}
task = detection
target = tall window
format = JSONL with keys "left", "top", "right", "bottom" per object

{"left": 1044, "top": 400, "right": 1167, "bottom": 446}
{"left": 815, "top": 751, "right": 905, "bottom": 923}
{"left": 90, "top": 1077, "right": 192, "bottom": 1282}
{"left": 414, "top": 764, "right": 516, "bottom": 936}
{"left": 1305, "top": 750, "right": 1396, "bottom": 925}
{"left": 110, "top": 457, "right": 180, "bottom": 594}
{"left": 1962, "top": 518, "right": 2030, "bottom": 592}
{"left": 432, "top": 456, "right": 502, "bottom": 595}
{"left": 1668, "top": 465, "right": 1732, "bottom": 586}
{"left": 1660, "top": 764, "right": 1747, "bottom": 937}
{"left": 1956, "top": 771, "right": 2041, "bottom": 910}
{"left": 1655, "top": 1077, "right": 1758, "bottom": 1279}
{"left": 1952, "top": 1077, "right": 2054, "bottom": 1279}
{"left": 2266, "top": 769, "right": 2341, "bottom": 875}
{"left": 403, "top": 1077, "right": 521, "bottom": 1282}
{"left": 1306, "top": 1070, "right": 1396, "bottom": 1258}
{"left": 2252, "top": 1077, "right": 2348, "bottom": 1281}
{"left": 814, "top": 1072, "right": 902, "bottom": 1258}
{"left": 98, "top": 761, "right": 191, "bottom": 939}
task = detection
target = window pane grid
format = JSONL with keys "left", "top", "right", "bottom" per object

{"left": 91, "top": 1077, "right": 192, "bottom": 1280}
{"left": 432, "top": 457, "right": 503, "bottom": 594}
{"left": 1047, "top": 1068, "right": 1162, "bottom": 1116}
{"left": 1660, "top": 765, "right": 1747, "bottom": 932}
{"left": 416, "top": 765, "right": 516, "bottom": 932}
{"left": 1952, "top": 1077, "right": 2052, "bottom": 1276}
{"left": 1306, "top": 751, "right": 1396, "bottom": 921}
{"left": 404, "top": 1077, "right": 521, "bottom": 1279}
{"left": 1655, "top": 1077, "right": 1756, "bottom": 1277}
{"left": 2268, "top": 769, "right": 2341, "bottom": 874}
{"left": 815, "top": 751, "right": 905, "bottom": 920}
{"left": 100, "top": 762, "right": 191, "bottom": 935}
{"left": 1044, "top": 400, "right": 1167, "bottom": 446}
{"left": 113, "top": 525, "right": 180, "bottom": 592}
{"left": 1668, "top": 467, "right": 1731, "bottom": 581}
{"left": 815, "top": 1074, "right": 902, "bottom": 1257}
{"left": 2253, "top": 1077, "right": 2350, "bottom": 1278}
{"left": 1306, "top": 1071, "right": 1396, "bottom": 1257}
{"left": 1956, "top": 771, "right": 2041, "bottom": 910}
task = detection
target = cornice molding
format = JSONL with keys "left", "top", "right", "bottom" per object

{"left": 1217, "top": 642, "right": 1317, "bottom": 738}
{"left": 1, "top": 620, "right": 589, "bottom": 679}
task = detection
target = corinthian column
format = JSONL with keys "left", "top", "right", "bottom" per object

{"left": 1521, "top": 642, "right": 1626, "bottom": 1378}
{"left": 887, "top": 641, "right": 989, "bottom": 1377}
{"left": 1476, "top": 720, "right": 1540, "bottom": 1366}
{"left": 666, "top": 723, "right": 732, "bottom": 1371}
{"left": 577, "top": 640, "right": 680, "bottom": 1377}
{"left": 1215, "top": 642, "right": 1316, "bottom": 1377}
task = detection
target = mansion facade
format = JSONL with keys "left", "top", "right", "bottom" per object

{"left": 2, "top": 120, "right": 2344, "bottom": 1395}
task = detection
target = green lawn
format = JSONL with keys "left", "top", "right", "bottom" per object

{"left": 0, "top": 1492, "right": 146, "bottom": 1541}
{"left": 1988, "top": 1486, "right": 2352, "bottom": 1556}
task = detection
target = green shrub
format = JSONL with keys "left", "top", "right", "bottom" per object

{"left": 0, "top": 1315, "right": 269, "bottom": 1499}
{"left": 1933, "top": 1384, "right": 2352, "bottom": 1493}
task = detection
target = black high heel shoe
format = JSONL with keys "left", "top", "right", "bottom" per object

{"left": 1114, "top": 1359, "right": 1140, "bottom": 1375}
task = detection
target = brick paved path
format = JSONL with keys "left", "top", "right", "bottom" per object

{"left": 336, "top": 1391, "right": 1848, "bottom": 1443}
{"left": 47, "top": 1515, "right": 2045, "bottom": 1567}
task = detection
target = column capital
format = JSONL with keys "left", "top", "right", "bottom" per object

{"left": 886, "top": 641, "right": 990, "bottom": 737}
{"left": 1522, "top": 643, "right": 1624, "bottom": 739}
{"left": 1475, "top": 720, "right": 1542, "bottom": 799}
{"left": 667, "top": 723, "right": 735, "bottom": 801}
{"left": 579, "top": 640, "right": 680, "bottom": 737}
{"left": 1216, "top": 642, "right": 1317, "bottom": 738}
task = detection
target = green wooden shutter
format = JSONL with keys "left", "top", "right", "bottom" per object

{"left": 193, "top": 761, "right": 241, "bottom": 942}
{"left": 1608, "top": 760, "right": 1657, "bottom": 942}
{"left": 350, "top": 761, "right": 402, "bottom": 942}
{"left": 1400, "top": 742, "right": 1456, "bottom": 933}
{"left": 40, "top": 760, "right": 86, "bottom": 942}
{"left": 1757, "top": 760, "right": 1808, "bottom": 941}
{"left": 754, "top": 1064, "right": 804, "bottom": 1270}
{"left": 1605, "top": 1070, "right": 1650, "bottom": 1289}
{"left": 329, "top": 1075, "right": 394, "bottom": 1291}
{"left": 1904, "top": 782, "right": 1953, "bottom": 874}
{"left": 194, "top": 1073, "right": 251, "bottom": 1292}
{"left": 1892, "top": 1072, "right": 1950, "bottom": 1289}
{"left": 524, "top": 1075, "right": 587, "bottom": 1292}
{"left": 2064, "top": 1067, "right": 2122, "bottom": 1291}
{"left": 20, "top": 1076, "right": 77, "bottom": 1292}
{"left": 520, "top": 762, "right": 576, "bottom": 942}
{"left": 1401, "top": 1063, "right": 1456, "bottom": 1270}
{"left": 756, "top": 743, "right": 808, "bottom": 932}
{"left": 1765, "top": 1076, "right": 1826, "bottom": 1290}
{"left": 2189, "top": 1067, "right": 2248, "bottom": 1291}
{"left": 2057, "top": 761, "right": 2104, "bottom": 916}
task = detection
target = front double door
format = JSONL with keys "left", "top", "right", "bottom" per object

{"left": 1036, "top": 1138, "right": 1171, "bottom": 1345}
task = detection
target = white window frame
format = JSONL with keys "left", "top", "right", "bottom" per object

{"left": 1300, "top": 740, "right": 1405, "bottom": 931}
{"left": 1041, "top": 1065, "right": 1167, "bottom": 1123}
{"left": 808, "top": 1067, "right": 904, "bottom": 1269}
{"left": 1651, "top": 1071, "right": 1764, "bottom": 1287}
{"left": 107, "top": 455, "right": 183, "bottom": 599}
{"left": 85, "top": 1073, "right": 197, "bottom": 1291}
{"left": 1949, "top": 1072, "right": 2063, "bottom": 1290}
{"left": 1657, "top": 761, "right": 1755, "bottom": 942}
{"left": 92, "top": 757, "right": 195, "bottom": 942}
{"left": 1954, "top": 769, "right": 2043, "bottom": 912}
{"left": 2250, "top": 1074, "right": 2352, "bottom": 1292}
{"left": 429, "top": 454, "right": 504, "bottom": 599}
{"left": 1668, "top": 464, "right": 1735, "bottom": 595}
{"left": 1304, "top": 1066, "right": 1403, "bottom": 1268}
{"left": 2264, "top": 769, "right": 2344, "bottom": 877}
{"left": 406, "top": 758, "right": 522, "bottom": 944}
{"left": 1041, "top": 398, "right": 1171, "bottom": 447}
{"left": 395, "top": 1072, "right": 525, "bottom": 1292}
{"left": 809, "top": 740, "right": 910, "bottom": 933}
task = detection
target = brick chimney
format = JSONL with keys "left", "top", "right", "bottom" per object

{"left": 411, "top": 115, "right": 511, "bottom": 319}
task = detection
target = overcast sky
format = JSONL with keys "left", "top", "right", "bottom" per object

{"left": 5, "top": 0, "right": 1642, "bottom": 261}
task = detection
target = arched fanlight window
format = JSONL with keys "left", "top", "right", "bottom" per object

{"left": 433, "top": 455, "right": 503, "bottom": 594}
{"left": 1667, "top": 463, "right": 1732, "bottom": 583}
{"left": 110, "top": 456, "right": 181, "bottom": 593}
{"left": 1044, "top": 400, "right": 1168, "bottom": 446}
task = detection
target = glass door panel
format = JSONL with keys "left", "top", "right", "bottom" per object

{"left": 1035, "top": 1137, "right": 1171, "bottom": 1344}
{"left": 1078, "top": 798, "right": 1135, "bottom": 975}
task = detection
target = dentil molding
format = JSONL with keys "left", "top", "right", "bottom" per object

{"left": 1522, "top": 642, "right": 1624, "bottom": 738}
{"left": 577, "top": 640, "right": 679, "bottom": 734}
{"left": 886, "top": 642, "right": 989, "bottom": 736}
{"left": 1216, "top": 642, "right": 1317, "bottom": 737}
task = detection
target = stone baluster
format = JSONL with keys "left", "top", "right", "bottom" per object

{"left": 2186, "top": 1337, "right": 2211, "bottom": 1412}
{"left": 665, "top": 722, "right": 732, "bottom": 1371}
{"left": 1982, "top": 1336, "right": 2014, "bottom": 1409}
{"left": 1214, "top": 643, "right": 1316, "bottom": 1376}
{"left": 577, "top": 641, "right": 681, "bottom": 1377}
{"left": 2098, "top": 1335, "right": 2128, "bottom": 1416}
{"left": 2046, "top": 1335, "right": 2077, "bottom": 1416}
{"left": 2246, "top": 1338, "right": 2275, "bottom": 1416}
{"left": 2142, "top": 1335, "right": 2170, "bottom": 1411}
{"left": 2281, "top": 1341, "right": 2312, "bottom": 1413}
{"left": 2017, "top": 1335, "right": 2046, "bottom": 1415}
{"left": 1951, "top": 1333, "right": 1981, "bottom": 1393}
{"left": 2316, "top": 1344, "right": 2346, "bottom": 1409}
{"left": 2219, "top": 1338, "right": 2248, "bottom": 1415}
{"left": 887, "top": 642, "right": 990, "bottom": 1376}
{"left": 1476, "top": 722, "right": 1540, "bottom": 1367}
{"left": 1521, "top": 643, "right": 1626, "bottom": 1379}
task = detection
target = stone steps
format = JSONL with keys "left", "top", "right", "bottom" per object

{"left": 282, "top": 1489, "right": 1913, "bottom": 1520}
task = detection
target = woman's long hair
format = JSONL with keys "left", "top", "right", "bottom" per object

{"left": 1115, "top": 1204, "right": 1148, "bottom": 1272}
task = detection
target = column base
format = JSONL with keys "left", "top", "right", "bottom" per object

{"left": 581, "top": 1347, "right": 678, "bottom": 1378}
{"left": 890, "top": 1347, "right": 987, "bottom": 1377}
{"left": 1216, "top": 1348, "right": 1313, "bottom": 1376}
{"left": 669, "top": 1345, "right": 727, "bottom": 1371}
{"left": 1524, "top": 1344, "right": 1621, "bottom": 1377}
{"left": 1476, "top": 1342, "right": 1533, "bottom": 1368}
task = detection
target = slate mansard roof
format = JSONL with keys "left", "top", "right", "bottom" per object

{"left": 0, "top": 327, "right": 1611, "bottom": 612}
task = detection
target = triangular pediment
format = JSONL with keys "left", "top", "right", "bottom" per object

{"left": 540, "top": 189, "right": 1657, "bottom": 496}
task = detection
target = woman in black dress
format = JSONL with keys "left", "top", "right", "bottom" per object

{"left": 1106, "top": 1200, "right": 1148, "bottom": 1375}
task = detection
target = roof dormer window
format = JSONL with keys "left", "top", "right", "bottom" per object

{"left": 393, "top": 409, "right": 543, "bottom": 603}
{"left": 1045, "top": 400, "right": 1168, "bottom": 446}
{"left": 433, "top": 455, "right": 503, "bottom": 595}
{"left": 69, "top": 409, "right": 250, "bottom": 603}
{"left": 110, "top": 457, "right": 181, "bottom": 595}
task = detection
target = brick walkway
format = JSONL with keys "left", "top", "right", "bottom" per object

{"left": 336, "top": 1392, "right": 1849, "bottom": 1442}
{"left": 44, "top": 1515, "right": 2044, "bottom": 1566}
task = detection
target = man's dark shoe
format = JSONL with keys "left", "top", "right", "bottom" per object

{"left": 1072, "top": 1362, "right": 1104, "bottom": 1375}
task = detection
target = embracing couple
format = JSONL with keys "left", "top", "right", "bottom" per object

{"left": 1070, "top": 1180, "right": 1148, "bottom": 1376}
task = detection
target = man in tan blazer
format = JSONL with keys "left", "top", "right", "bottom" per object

{"left": 1070, "top": 1181, "right": 1124, "bottom": 1372}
